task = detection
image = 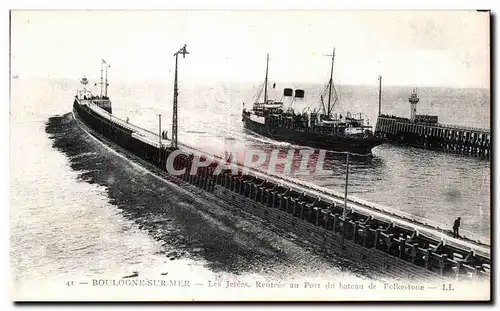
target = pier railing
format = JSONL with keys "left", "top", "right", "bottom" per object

{"left": 86, "top": 101, "right": 159, "bottom": 137}
{"left": 85, "top": 101, "right": 490, "bottom": 253}
{"left": 436, "top": 123, "right": 490, "bottom": 133}
{"left": 378, "top": 115, "right": 490, "bottom": 133}
{"left": 375, "top": 115, "right": 491, "bottom": 158}
{"left": 74, "top": 101, "right": 491, "bottom": 279}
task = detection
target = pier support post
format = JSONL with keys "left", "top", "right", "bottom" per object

{"left": 196, "top": 173, "right": 201, "bottom": 187}
{"left": 236, "top": 177, "right": 248, "bottom": 197}
{"left": 439, "top": 254, "right": 448, "bottom": 276}
{"left": 247, "top": 182, "right": 253, "bottom": 199}
{"left": 353, "top": 222, "right": 358, "bottom": 242}
{"left": 242, "top": 181, "right": 247, "bottom": 197}
{"left": 200, "top": 171, "right": 205, "bottom": 189}
{"left": 341, "top": 218, "right": 347, "bottom": 246}
{"left": 399, "top": 239, "right": 406, "bottom": 259}
{"left": 374, "top": 229, "right": 381, "bottom": 249}
{"left": 276, "top": 194, "right": 283, "bottom": 210}
{"left": 285, "top": 197, "right": 291, "bottom": 213}
{"left": 199, "top": 169, "right": 205, "bottom": 189}
{"left": 324, "top": 212, "right": 330, "bottom": 230}
{"left": 260, "top": 187, "right": 265, "bottom": 204}
{"left": 215, "top": 171, "right": 222, "bottom": 186}
{"left": 197, "top": 169, "right": 203, "bottom": 188}
{"left": 300, "top": 201, "right": 305, "bottom": 219}
{"left": 202, "top": 168, "right": 209, "bottom": 190}
{"left": 455, "top": 261, "right": 463, "bottom": 279}
{"left": 307, "top": 205, "right": 314, "bottom": 223}
{"left": 362, "top": 226, "right": 369, "bottom": 247}
{"left": 333, "top": 215, "right": 339, "bottom": 233}
{"left": 252, "top": 184, "right": 258, "bottom": 201}
{"left": 208, "top": 175, "right": 215, "bottom": 192}
{"left": 232, "top": 177, "right": 238, "bottom": 192}
{"left": 244, "top": 181, "right": 250, "bottom": 197}
{"left": 411, "top": 244, "right": 417, "bottom": 264}
{"left": 387, "top": 234, "right": 394, "bottom": 254}
{"left": 271, "top": 192, "right": 276, "bottom": 208}
{"left": 425, "top": 249, "right": 432, "bottom": 270}
{"left": 238, "top": 179, "right": 244, "bottom": 195}
{"left": 203, "top": 169, "right": 209, "bottom": 189}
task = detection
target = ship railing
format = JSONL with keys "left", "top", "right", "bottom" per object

{"left": 85, "top": 101, "right": 490, "bottom": 254}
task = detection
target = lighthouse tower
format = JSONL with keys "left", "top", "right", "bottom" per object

{"left": 78, "top": 75, "right": 89, "bottom": 99}
{"left": 80, "top": 76, "right": 89, "bottom": 92}
{"left": 408, "top": 88, "right": 419, "bottom": 122}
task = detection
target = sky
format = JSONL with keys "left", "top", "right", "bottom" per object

{"left": 10, "top": 10, "right": 490, "bottom": 88}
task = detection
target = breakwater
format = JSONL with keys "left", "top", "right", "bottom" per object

{"left": 375, "top": 115, "right": 491, "bottom": 158}
{"left": 73, "top": 97, "right": 490, "bottom": 281}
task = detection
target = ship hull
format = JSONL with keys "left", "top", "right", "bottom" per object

{"left": 242, "top": 114, "right": 384, "bottom": 155}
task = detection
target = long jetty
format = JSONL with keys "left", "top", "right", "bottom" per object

{"left": 74, "top": 98, "right": 491, "bottom": 281}
{"left": 375, "top": 115, "right": 491, "bottom": 158}
{"left": 374, "top": 87, "right": 491, "bottom": 158}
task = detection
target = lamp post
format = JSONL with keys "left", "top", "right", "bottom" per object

{"left": 343, "top": 151, "right": 350, "bottom": 220}
{"left": 158, "top": 113, "right": 162, "bottom": 166}
{"left": 378, "top": 75, "right": 382, "bottom": 116}
{"left": 158, "top": 114, "right": 162, "bottom": 147}
{"left": 341, "top": 151, "right": 350, "bottom": 246}
{"left": 171, "top": 44, "right": 190, "bottom": 149}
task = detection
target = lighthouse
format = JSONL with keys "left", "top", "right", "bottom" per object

{"left": 408, "top": 88, "right": 419, "bottom": 122}
{"left": 80, "top": 75, "right": 88, "bottom": 92}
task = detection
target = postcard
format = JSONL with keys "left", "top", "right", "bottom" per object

{"left": 9, "top": 9, "right": 491, "bottom": 302}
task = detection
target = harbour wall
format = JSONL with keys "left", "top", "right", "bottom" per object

{"left": 72, "top": 99, "right": 490, "bottom": 281}
{"left": 375, "top": 115, "right": 491, "bottom": 159}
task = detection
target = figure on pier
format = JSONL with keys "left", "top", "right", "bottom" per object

{"left": 453, "top": 217, "right": 461, "bottom": 238}
{"left": 409, "top": 88, "right": 419, "bottom": 122}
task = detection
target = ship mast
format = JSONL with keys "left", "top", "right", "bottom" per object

{"left": 171, "top": 44, "right": 190, "bottom": 149}
{"left": 99, "top": 59, "right": 105, "bottom": 97}
{"left": 104, "top": 63, "right": 111, "bottom": 98}
{"left": 263, "top": 53, "right": 269, "bottom": 103}
{"left": 378, "top": 75, "right": 382, "bottom": 116}
{"left": 326, "top": 48, "right": 335, "bottom": 117}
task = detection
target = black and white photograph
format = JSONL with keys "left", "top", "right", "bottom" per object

{"left": 9, "top": 8, "right": 491, "bottom": 301}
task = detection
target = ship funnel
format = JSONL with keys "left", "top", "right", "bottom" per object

{"left": 283, "top": 88, "right": 293, "bottom": 97}
{"left": 294, "top": 89, "right": 305, "bottom": 98}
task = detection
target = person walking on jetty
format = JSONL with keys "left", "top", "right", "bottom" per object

{"left": 453, "top": 217, "right": 461, "bottom": 238}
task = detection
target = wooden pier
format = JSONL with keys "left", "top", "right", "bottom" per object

{"left": 73, "top": 98, "right": 491, "bottom": 281}
{"left": 375, "top": 115, "right": 491, "bottom": 158}
{"left": 375, "top": 89, "right": 490, "bottom": 158}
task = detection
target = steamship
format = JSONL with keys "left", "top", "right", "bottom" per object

{"left": 242, "top": 50, "right": 385, "bottom": 155}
